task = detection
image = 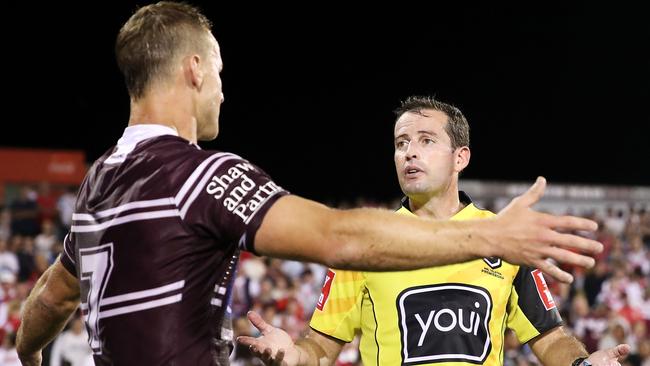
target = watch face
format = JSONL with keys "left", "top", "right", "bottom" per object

{"left": 582, "top": 360, "right": 593, "bottom": 366}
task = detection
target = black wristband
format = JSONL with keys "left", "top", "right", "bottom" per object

{"left": 572, "top": 357, "right": 587, "bottom": 366}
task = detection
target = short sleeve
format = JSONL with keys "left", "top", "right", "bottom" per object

{"left": 60, "top": 232, "right": 78, "bottom": 277}
{"left": 177, "top": 153, "right": 289, "bottom": 253}
{"left": 506, "top": 266, "right": 563, "bottom": 343}
{"left": 309, "top": 269, "right": 366, "bottom": 342}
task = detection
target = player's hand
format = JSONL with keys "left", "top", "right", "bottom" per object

{"left": 585, "top": 344, "right": 630, "bottom": 366}
{"left": 237, "top": 311, "right": 301, "bottom": 366}
{"left": 493, "top": 176, "right": 603, "bottom": 283}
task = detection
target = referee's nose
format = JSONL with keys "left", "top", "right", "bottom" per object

{"left": 405, "top": 141, "right": 419, "bottom": 160}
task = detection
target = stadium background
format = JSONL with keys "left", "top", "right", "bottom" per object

{"left": 0, "top": 2, "right": 648, "bottom": 365}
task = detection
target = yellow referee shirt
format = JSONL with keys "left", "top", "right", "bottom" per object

{"left": 310, "top": 192, "right": 562, "bottom": 366}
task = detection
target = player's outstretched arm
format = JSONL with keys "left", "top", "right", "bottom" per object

{"left": 254, "top": 177, "right": 601, "bottom": 283}
{"left": 236, "top": 311, "right": 343, "bottom": 366}
{"left": 490, "top": 177, "right": 600, "bottom": 283}
{"left": 16, "top": 257, "right": 80, "bottom": 366}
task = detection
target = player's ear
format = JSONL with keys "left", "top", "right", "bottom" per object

{"left": 185, "top": 54, "right": 204, "bottom": 89}
{"left": 454, "top": 146, "right": 470, "bottom": 173}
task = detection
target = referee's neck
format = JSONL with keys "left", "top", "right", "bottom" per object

{"left": 408, "top": 190, "right": 464, "bottom": 220}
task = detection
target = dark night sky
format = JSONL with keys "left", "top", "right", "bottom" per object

{"left": 3, "top": 2, "right": 649, "bottom": 202}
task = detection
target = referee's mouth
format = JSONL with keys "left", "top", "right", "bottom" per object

{"left": 404, "top": 165, "right": 425, "bottom": 179}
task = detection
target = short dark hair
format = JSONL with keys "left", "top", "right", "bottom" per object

{"left": 394, "top": 96, "right": 470, "bottom": 149}
{"left": 115, "top": 1, "right": 213, "bottom": 100}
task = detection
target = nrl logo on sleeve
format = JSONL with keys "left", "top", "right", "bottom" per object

{"left": 397, "top": 283, "right": 492, "bottom": 364}
{"left": 531, "top": 269, "right": 556, "bottom": 310}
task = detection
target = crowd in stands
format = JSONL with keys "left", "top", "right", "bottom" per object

{"left": 0, "top": 184, "right": 648, "bottom": 366}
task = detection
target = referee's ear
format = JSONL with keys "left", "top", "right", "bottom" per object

{"left": 454, "top": 146, "right": 470, "bottom": 173}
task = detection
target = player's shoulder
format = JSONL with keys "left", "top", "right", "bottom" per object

{"left": 133, "top": 135, "right": 247, "bottom": 170}
{"left": 142, "top": 135, "right": 220, "bottom": 160}
{"left": 83, "top": 135, "right": 250, "bottom": 195}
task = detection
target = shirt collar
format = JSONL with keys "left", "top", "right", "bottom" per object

{"left": 117, "top": 124, "right": 178, "bottom": 146}
{"left": 105, "top": 124, "right": 180, "bottom": 164}
{"left": 398, "top": 191, "right": 476, "bottom": 219}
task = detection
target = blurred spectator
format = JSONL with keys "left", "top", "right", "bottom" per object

{"left": 231, "top": 270, "right": 252, "bottom": 317}
{"left": 261, "top": 302, "right": 281, "bottom": 328}
{"left": 280, "top": 260, "right": 305, "bottom": 279}
{"left": 628, "top": 235, "right": 650, "bottom": 275}
{"left": 281, "top": 297, "right": 305, "bottom": 340}
{"left": 625, "top": 268, "right": 646, "bottom": 310}
{"left": 631, "top": 321, "right": 648, "bottom": 352}
{"left": 0, "top": 332, "right": 20, "bottom": 366}
{"left": 0, "top": 240, "right": 19, "bottom": 279}
{"left": 626, "top": 208, "right": 643, "bottom": 242}
{"left": 583, "top": 261, "right": 609, "bottom": 307}
{"left": 256, "top": 278, "right": 276, "bottom": 308}
{"left": 9, "top": 186, "right": 39, "bottom": 236}
{"left": 641, "top": 210, "right": 650, "bottom": 246}
{"left": 637, "top": 338, "right": 650, "bottom": 366}
{"left": 0, "top": 300, "right": 22, "bottom": 345}
{"left": 336, "top": 336, "right": 361, "bottom": 366}
{"left": 599, "top": 319, "right": 634, "bottom": 351}
{"left": 598, "top": 263, "right": 629, "bottom": 311}
{"left": 595, "top": 220, "right": 617, "bottom": 262}
{"left": 0, "top": 209, "right": 11, "bottom": 241}
{"left": 605, "top": 207, "right": 627, "bottom": 238}
{"left": 35, "top": 219, "right": 57, "bottom": 262}
{"left": 573, "top": 301, "right": 610, "bottom": 353}
{"left": 49, "top": 315, "right": 94, "bottom": 366}
{"left": 0, "top": 272, "right": 17, "bottom": 303}
{"left": 36, "top": 182, "right": 57, "bottom": 225}
{"left": 15, "top": 235, "right": 37, "bottom": 283}
{"left": 504, "top": 329, "right": 524, "bottom": 366}
{"left": 641, "top": 287, "right": 650, "bottom": 321}
{"left": 56, "top": 186, "right": 77, "bottom": 238}
{"left": 297, "top": 269, "right": 319, "bottom": 315}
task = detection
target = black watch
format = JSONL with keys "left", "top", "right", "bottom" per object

{"left": 572, "top": 357, "right": 591, "bottom": 366}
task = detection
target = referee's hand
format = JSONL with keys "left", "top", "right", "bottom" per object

{"left": 494, "top": 177, "right": 602, "bottom": 284}
{"left": 237, "top": 311, "right": 299, "bottom": 366}
{"left": 585, "top": 344, "right": 630, "bottom": 366}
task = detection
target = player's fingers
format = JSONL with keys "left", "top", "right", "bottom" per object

{"left": 541, "top": 213, "right": 599, "bottom": 233}
{"left": 247, "top": 311, "right": 274, "bottom": 335}
{"left": 539, "top": 240, "right": 596, "bottom": 268}
{"left": 515, "top": 176, "right": 546, "bottom": 207}
{"left": 237, "top": 335, "right": 271, "bottom": 358}
{"left": 541, "top": 230, "right": 602, "bottom": 257}
{"left": 534, "top": 258, "right": 573, "bottom": 284}
{"left": 236, "top": 336, "right": 258, "bottom": 347}
{"left": 610, "top": 344, "right": 631, "bottom": 358}
{"left": 276, "top": 349, "right": 286, "bottom": 364}
{"left": 246, "top": 343, "right": 264, "bottom": 358}
{"left": 262, "top": 347, "right": 274, "bottom": 364}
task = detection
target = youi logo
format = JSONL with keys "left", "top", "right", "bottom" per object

{"left": 397, "top": 283, "right": 492, "bottom": 364}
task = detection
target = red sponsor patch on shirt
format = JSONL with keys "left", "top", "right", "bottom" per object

{"left": 531, "top": 269, "right": 556, "bottom": 310}
{"left": 316, "top": 269, "right": 336, "bottom": 311}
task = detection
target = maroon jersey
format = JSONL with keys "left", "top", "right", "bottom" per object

{"left": 60, "top": 127, "right": 288, "bottom": 365}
